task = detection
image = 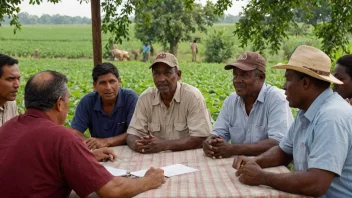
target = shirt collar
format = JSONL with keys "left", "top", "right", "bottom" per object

{"left": 94, "top": 89, "right": 124, "bottom": 111}
{"left": 24, "top": 108, "right": 53, "bottom": 122}
{"left": 0, "top": 102, "right": 6, "bottom": 112}
{"left": 152, "top": 81, "right": 181, "bottom": 106}
{"left": 256, "top": 83, "right": 268, "bottom": 103}
{"left": 303, "top": 88, "right": 333, "bottom": 122}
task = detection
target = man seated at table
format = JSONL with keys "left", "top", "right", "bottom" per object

{"left": 71, "top": 62, "right": 138, "bottom": 150}
{"left": 0, "top": 54, "right": 20, "bottom": 127}
{"left": 126, "top": 52, "right": 212, "bottom": 153}
{"left": 333, "top": 54, "right": 352, "bottom": 104}
{"left": 203, "top": 52, "right": 293, "bottom": 159}
{"left": 0, "top": 70, "right": 165, "bottom": 197}
{"left": 234, "top": 45, "right": 352, "bottom": 197}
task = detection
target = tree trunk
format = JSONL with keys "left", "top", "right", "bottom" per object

{"left": 169, "top": 41, "right": 178, "bottom": 56}
{"left": 91, "top": 0, "right": 102, "bottom": 67}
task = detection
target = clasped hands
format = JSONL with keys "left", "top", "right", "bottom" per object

{"left": 135, "top": 135, "right": 165, "bottom": 153}
{"left": 203, "top": 135, "right": 234, "bottom": 159}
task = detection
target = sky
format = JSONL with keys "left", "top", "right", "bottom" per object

{"left": 19, "top": 0, "right": 249, "bottom": 18}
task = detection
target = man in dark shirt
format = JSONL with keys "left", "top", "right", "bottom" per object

{"left": 0, "top": 70, "right": 165, "bottom": 197}
{"left": 71, "top": 62, "right": 138, "bottom": 150}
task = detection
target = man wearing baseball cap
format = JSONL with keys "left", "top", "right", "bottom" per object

{"left": 203, "top": 52, "right": 293, "bottom": 159}
{"left": 126, "top": 52, "right": 212, "bottom": 153}
{"left": 234, "top": 45, "right": 352, "bottom": 197}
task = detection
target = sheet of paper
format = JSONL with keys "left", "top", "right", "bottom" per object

{"left": 130, "top": 164, "right": 198, "bottom": 177}
{"left": 104, "top": 166, "right": 128, "bottom": 177}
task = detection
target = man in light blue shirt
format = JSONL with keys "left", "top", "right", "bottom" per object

{"left": 142, "top": 43, "right": 151, "bottom": 62}
{"left": 234, "top": 45, "right": 352, "bottom": 198}
{"left": 203, "top": 52, "right": 293, "bottom": 158}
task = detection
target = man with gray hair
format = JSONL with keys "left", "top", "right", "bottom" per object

{"left": 0, "top": 70, "right": 165, "bottom": 197}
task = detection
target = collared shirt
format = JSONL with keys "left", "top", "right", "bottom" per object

{"left": 280, "top": 88, "right": 352, "bottom": 197}
{"left": 0, "top": 101, "right": 18, "bottom": 127}
{"left": 127, "top": 82, "right": 212, "bottom": 140}
{"left": 71, "top": 88, "right": 138, "bottom": 138}
{"left": 0, "top": 108, "right": 113, "bottom": 197}
{"left": 212, "top": 83, "right": 293, "bottom": 144}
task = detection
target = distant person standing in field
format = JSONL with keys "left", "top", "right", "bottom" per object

{"left": 203, "top": 52, "right": 293, "bottom": 159}
{"left": 142, "top": 42, "right": 151, "bottom": 62}
{"left": 333, "top": 54, "right": 352, "bottom": 104}
{"left": 0, "top": 54, "right": 20, "bottom": 127}
{"left": 71, "top": 63, "right": 138, "bottom": 150}
{"left": 191, "top": 40, "right": 198, "bottom": 62}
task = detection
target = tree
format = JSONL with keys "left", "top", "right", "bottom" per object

{"left": 204, "top": 29, "right": 234, "bottom": 63}
{"left": 134, "top": 0, "right": 218, "bottom": 55}
{"left": 233, "top": 0, "right": 352, "bottom": 56}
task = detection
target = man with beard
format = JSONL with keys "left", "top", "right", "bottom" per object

{"left": 126, "top": 52, "right": 212, "bottom": 153}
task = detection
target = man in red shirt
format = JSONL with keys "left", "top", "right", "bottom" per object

{"left": 0, "top": 70, "right": 165, "bottom": 198}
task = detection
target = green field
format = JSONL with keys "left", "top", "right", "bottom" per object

{"left": 0, "top": 24, "right": 311, "bottom": 126}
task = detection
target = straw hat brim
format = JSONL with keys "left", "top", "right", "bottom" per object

{"left": 272, "top": 64, "right": 343, "bottom": 85}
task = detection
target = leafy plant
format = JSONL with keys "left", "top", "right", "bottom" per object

{"left": 204, "top": 29, "right": 234, "bottom": 63}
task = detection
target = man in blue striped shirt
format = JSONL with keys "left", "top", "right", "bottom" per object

{"left": 203, "top": 52, "right": 293, "bottom": 158}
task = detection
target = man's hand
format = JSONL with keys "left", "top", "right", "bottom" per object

{"left": 235, "top": 160, "right": 266, "bottom": 186}
{"left": 233, "top": 156, "right": 254, "bottom": 170}
{"left": 135, "top": 135, "right": 166, "bottom": 153}
{"left": 92, "top": 147, "right": 117, "bottom": 162}
{"left": 143, "top": 167, "right": 166, "bottom": 189}
{"left": 203, "top": 135, "right": 233, "bottom": 158}
{"left": 85, "top": 138, "right": 108, "bottom": 150}
{"left": 345, "top": 98, "right": 352, "bottom": 104}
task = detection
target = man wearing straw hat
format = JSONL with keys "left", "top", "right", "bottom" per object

{"left": 233, "top": 45, "right": 352, "bottom": 197}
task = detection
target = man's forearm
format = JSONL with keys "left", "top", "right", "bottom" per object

{"left": 126, "top": 134, "right": 141, "bottom": 152}
{"left": 255, "top": 145, "right": 292, "bottom": 168}
{"left": 163, "top": 136, "right": 206, "bottom": 151}
{"left": 97, "top": 176, "right": 154, "bottom": 197}
{"left": 262, "top": 170, "right": 332, "bottom": 197}
{"left": 105, "top": 133, "right": 128, "bottom": 147}
{"left": 231, "top": 138, "right": 279, "bottom": 156}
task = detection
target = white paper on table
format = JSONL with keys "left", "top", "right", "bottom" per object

{"left": 104, "top": 166, "right": 128, "bottom": 177}
{"left": 130, "top": 164, "right": 198, "bottom": 177}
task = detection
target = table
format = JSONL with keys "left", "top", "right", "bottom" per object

{"left": 71, "top": 146, "right": 309, "bottom": 198}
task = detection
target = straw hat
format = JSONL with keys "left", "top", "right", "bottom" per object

{"left": 272, "top": 45, "right": 342, "bottom": 84}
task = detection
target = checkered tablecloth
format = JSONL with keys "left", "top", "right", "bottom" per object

{"left": 71, "top": 146, "right": 309, "bottom": 198}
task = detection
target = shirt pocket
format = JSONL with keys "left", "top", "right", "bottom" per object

{"left": 253, "top": 125, "right": 267, "bottom": 142}
{"left": 148, "top": 123, "right": 161, "bottom": 135}
{"left": 229, "top": 126, "right": 246, "bottom": 144}
{"left": 174, "top": 122, "right": 189, "bottom": 138}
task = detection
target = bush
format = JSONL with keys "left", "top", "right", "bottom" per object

{"left": 204, "top": 29, "right": 235, "bottom": 63}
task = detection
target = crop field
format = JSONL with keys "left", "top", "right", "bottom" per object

{"left": 0, "top": 24, "right": 316, "bottom": 126}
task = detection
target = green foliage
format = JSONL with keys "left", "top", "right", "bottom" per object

{"left": 134, "top": 0, "right": 219, "bottom": 55}
{"left": 282, "top": 36, "right": 321, "bottom": 59}
{"left": 204, "top": 29, "right": 235, "bottom": 63}
{"left": 235, "top": 0, "right": 352, "bottom": 57}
